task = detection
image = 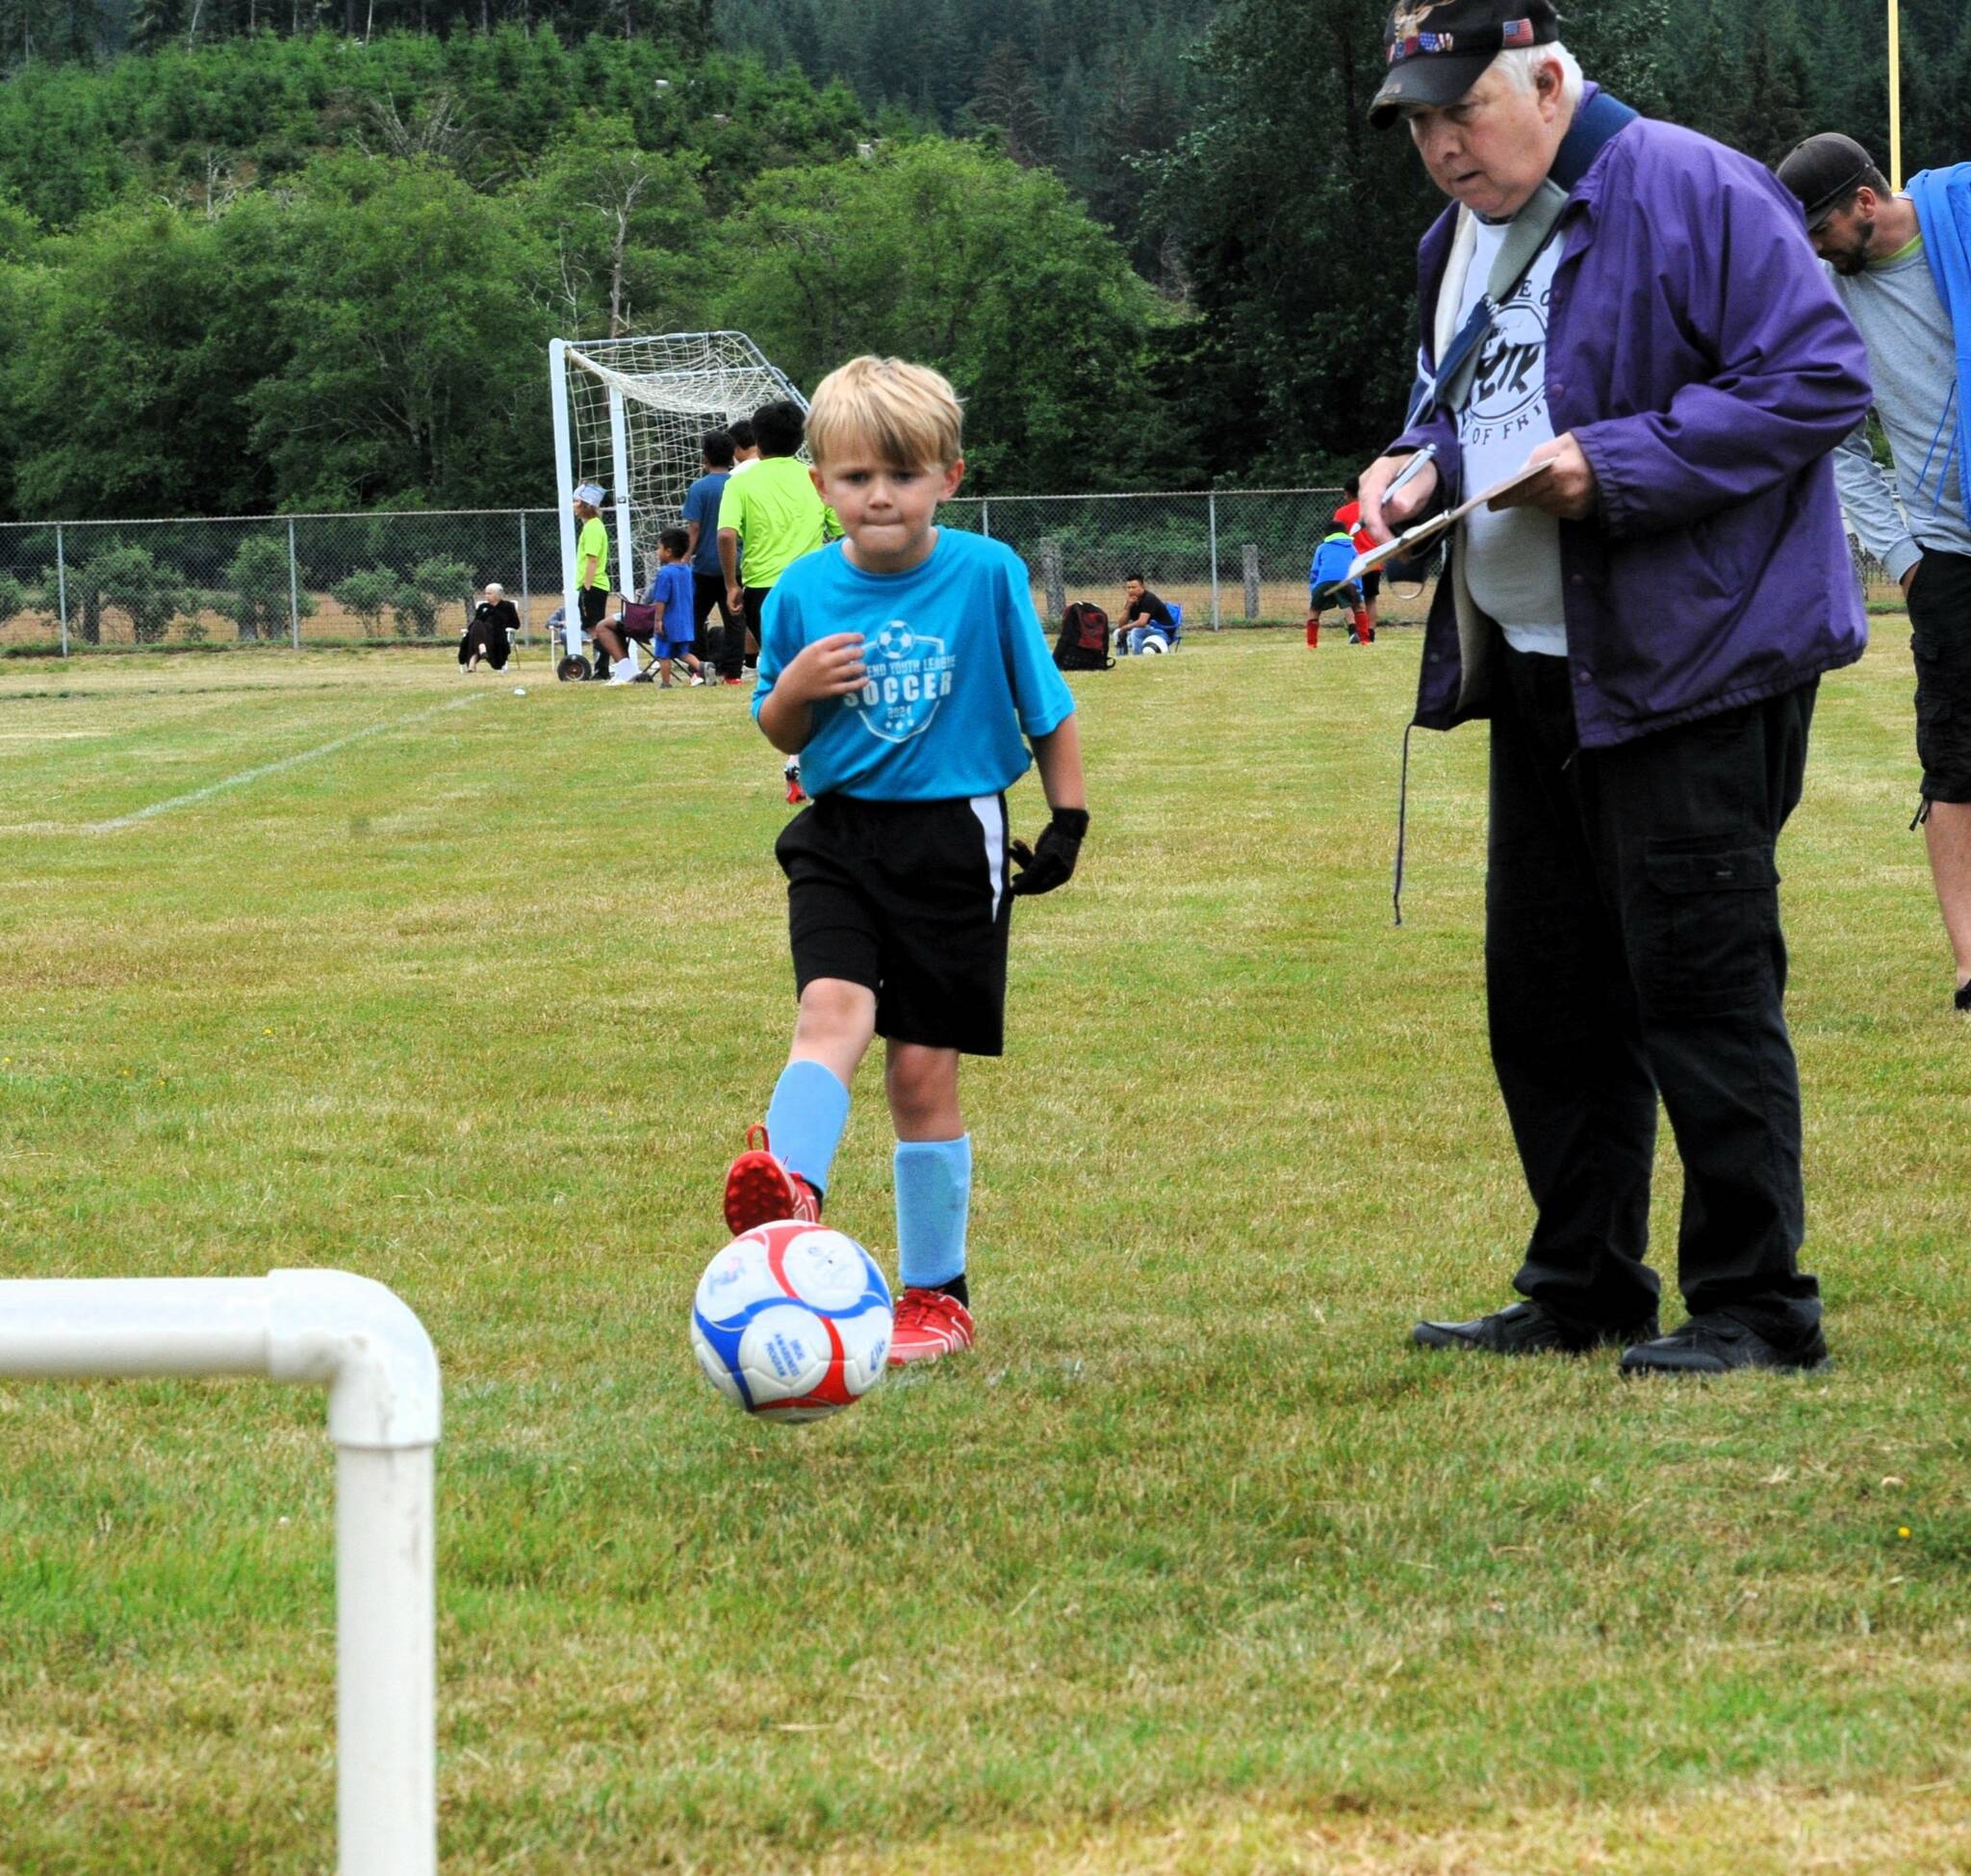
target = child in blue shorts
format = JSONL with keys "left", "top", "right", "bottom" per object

{"left": 644, "top": 527, "right": 704, "bottom": 688}
{"left": 722, "top": 356, "right": 1088, "bottom": 1366}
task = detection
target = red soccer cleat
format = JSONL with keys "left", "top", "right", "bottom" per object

{"left": 886, "top": 1286, "right": 976, "bottom": 1366}
{"left": 723, "top": 1124, "right": 822, "bottom": 1236}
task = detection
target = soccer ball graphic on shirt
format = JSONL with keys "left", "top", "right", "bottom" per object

{"left": 690, "top": 1222, "right": 893, "bottom": 1421}
{"left": 873, "top": 619, "right": 915, "bottom": 660}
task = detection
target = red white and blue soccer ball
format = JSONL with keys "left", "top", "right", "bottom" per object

{"left": 691, "top": 1221, "right": 893, "bottom": 1422}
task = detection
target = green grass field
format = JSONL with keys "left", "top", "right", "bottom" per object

{"left": 2, "top": 625, "right": 1967, "bottom": 1875}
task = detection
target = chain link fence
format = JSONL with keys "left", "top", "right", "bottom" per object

{"left": 939, "top": 488, "right": 1442, "bottom": 632}
{"left": 0, "top": 495, "right": 1905, "bottom": 657}
{"left": 0, "top": 510, "right": 567, "bottom": 655}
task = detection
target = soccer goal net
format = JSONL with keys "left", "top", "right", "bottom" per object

{"left": 549, "top": 331, "right": 806, "bottom": 657}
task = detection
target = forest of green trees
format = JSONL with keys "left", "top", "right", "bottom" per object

{"left": 0, "top": 0, "right": 1966, "bottom": 522}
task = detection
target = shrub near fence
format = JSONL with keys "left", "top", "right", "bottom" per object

{"left": 0, "top": 512, "right": 542, "bottom": 655}
{"left": 0, "top": 498, "right": 1906, "bottom": 655}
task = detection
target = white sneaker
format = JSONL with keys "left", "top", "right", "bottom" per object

{"left": 607, "top": 659, "right": 640, "bottom": 685}
{"left": 688, "top": 673, "right": 706, "bottom": 687}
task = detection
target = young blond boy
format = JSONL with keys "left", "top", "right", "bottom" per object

{"left": 722, "top": 357, "right": 1088, "bottom": 1364}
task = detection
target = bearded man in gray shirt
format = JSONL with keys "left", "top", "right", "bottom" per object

{"left": 1779, "top": 134, "right": 1971, "bottom": 1016}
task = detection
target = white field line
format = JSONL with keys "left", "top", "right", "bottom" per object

{"left": 0, "top": 693, "right": 486, "bottom": 836}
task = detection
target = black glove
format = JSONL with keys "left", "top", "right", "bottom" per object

{"left": 1010, "top": 808, "right": 1088, "bottom": 897}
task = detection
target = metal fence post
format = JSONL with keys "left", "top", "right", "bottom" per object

{"left": 288, "top": 521, "right": 301, "bottom": 650}
{"left": 1208, "top": 492, "right": 1221, "bottom": 629}
{"left": 519, "top": 512, "right": 531, "bottom": 651}
{"left": 1039, "top": 537, "right": 1065, "bottom": 623}
{"left": 980, "top": 499, "right": 991, "bottom": 540}
{"left": 1242, "top": 544, "right": 1261, "bottom": 621}
{"left": 55, "top": 523, "right": 69, "bottom": 655}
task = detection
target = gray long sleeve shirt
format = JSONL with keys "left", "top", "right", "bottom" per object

{"left": 1828, "top": 229, "right": 1971, "bottom": 585}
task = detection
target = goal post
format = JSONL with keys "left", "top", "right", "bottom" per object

{"left": 0, "top": 1270, "right": 440, "bottom": 1876}
{"left": 547, "top": 331, "right": 808, "bottom": 665}
{"left": 549, "top": 337, "right": 582, "bottom": 662}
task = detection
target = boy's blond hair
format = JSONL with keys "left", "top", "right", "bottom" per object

{"left": 806, "top": 356, "right": 964, "bottom": 471}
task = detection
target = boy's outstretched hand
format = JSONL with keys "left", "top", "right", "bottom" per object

{"left": 782, "top": 631, "right": 868, "bottom": 703}
{"left": 1010, "top": 808, "right": 1089, "bottom": 897}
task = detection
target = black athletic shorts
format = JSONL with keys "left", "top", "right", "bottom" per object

{"left": 776, "top": 792, "right": 1013, "bottom": 1056}
{"left": 578, "top": 585, "right": 609, "bottom": 633}
{"left": 1908, "top": 550, "right": 1971, "bottom": 804}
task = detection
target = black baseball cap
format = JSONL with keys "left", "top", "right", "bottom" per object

{"left": 1369, "top": 0, "right": 1561, "bottom": 130}
{"left": 1774, "top": 133, "right": 1881, "bottom": 230}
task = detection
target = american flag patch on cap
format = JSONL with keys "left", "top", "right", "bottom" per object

{"left": 1500, "top": 17, "right": 1536, "bottom": 44}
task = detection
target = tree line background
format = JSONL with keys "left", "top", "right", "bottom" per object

{"left": 0, "top": 0, "right": 1966, "bottom": 523}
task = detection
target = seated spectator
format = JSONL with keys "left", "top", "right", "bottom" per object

{"left": 1307, "top": 529, "right": 1371, "bottom": 646}
{"left": 1330, "top": 477, "right": 1383, "bottom": 636}
{"left": 1114, "top": 573, "right": 1177, "bottom": 655}
{"left": 458, "top": 582, "right": 519, "bottom": 671}
{"left": 590, "top": 608, "right": 643, "bottom": 681}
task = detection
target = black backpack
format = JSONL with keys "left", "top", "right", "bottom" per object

{"left": 1052, "top": 601, "right": 1113, "bottom": 671}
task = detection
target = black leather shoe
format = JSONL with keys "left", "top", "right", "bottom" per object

{"left": 1619, "top": 1313, "right": 1829, "bottom": 1376}
{"left": 1412, "top": 1299, "right": 1658, "bottom": 1356}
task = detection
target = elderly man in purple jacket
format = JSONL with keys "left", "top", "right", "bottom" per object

{"left": 1355, "top": 0, "right": 1870, "bottom": 1375}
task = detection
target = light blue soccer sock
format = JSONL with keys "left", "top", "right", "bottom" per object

{"left": 895, "top": 1135, "right": 972, "bottom": 1293}
{"left": 764, "top": 1060, "right": 851, "bottom": 1195}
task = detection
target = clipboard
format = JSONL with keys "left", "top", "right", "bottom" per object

{"left": 1345, "top": 459, "right": 1556, "bottom": 581}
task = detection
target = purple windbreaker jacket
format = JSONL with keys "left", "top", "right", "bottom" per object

{"left": 1390, "top": 90, "right": 1872, "bottom": 746}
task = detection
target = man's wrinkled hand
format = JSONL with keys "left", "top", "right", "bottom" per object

{"left": 1358, "top": 451, "right": 1441, "bottom": 546}
{"left": 1010, "top": 808, "right": 1089, "bottom": 897}
{"left": 1496, "top": 433, "right": 1599, "bottom": 521}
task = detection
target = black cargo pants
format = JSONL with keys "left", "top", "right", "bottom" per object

{"left": 1485, "top": 644, "right": 1822, "bottom": 1348}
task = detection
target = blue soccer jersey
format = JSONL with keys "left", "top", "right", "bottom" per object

{"left": 647, "top": 560, "right": 695, "bottom": 642}
{"left": 752, "top": 528, "right": 1074, "bottom": 802}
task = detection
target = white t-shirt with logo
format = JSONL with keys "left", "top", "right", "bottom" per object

{"left": 1454, "top": 216, "right": 1568, "bottom": 657}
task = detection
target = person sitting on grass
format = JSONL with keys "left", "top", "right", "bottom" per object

{"left": 722, "top": 354, "right": 1088, "bottom": 1368}
{"left": 1308, "top": 528, "right": 1372, "bottom": 646}
{"left": 458, "top": 582, "right": 519, "bottom": 671}
{"left": 641, "top": 527, "right": 705, "bottom": 689}
{"left": 1113, "top": 573, "right": 1177, "bottom": 655}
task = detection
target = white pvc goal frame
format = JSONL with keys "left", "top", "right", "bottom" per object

{"left": 0, "top": 1271, "right": 441, "bottom": 1876}
{"left": 548, "top": 331, "right": 807, "bottom": 663}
